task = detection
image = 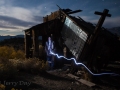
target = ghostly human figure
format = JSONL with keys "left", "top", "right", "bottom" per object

{"left": 45, "top": 37, "right": 54, "bottom": 69}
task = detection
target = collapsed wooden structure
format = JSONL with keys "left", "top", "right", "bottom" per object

{"left": 24, "top": 7, "right": 120, "bottom": 72}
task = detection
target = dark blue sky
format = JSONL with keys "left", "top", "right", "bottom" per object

{"left": 0, "top": 0, "right": 120, "bottom": 35}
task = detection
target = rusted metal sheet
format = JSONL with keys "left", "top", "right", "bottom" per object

{"left": 61, "top": 17, "right": 88, "bottom": 59}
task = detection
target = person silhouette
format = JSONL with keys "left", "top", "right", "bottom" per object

{"left": 45, "top": 37, "right": 54, "bottom": 70}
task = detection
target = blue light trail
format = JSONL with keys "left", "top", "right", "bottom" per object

{"left": 50, "top": 51, "right": 119, "bottom": 76}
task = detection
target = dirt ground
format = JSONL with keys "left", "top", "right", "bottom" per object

{"left": 1, "top": 71, "right": 92, "bottom": 90}
{"left": 1, "top": 69, "right": 120, "bottom": 90}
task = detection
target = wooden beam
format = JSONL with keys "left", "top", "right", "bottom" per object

{"left": 95, "top": 11, "right": 111, "bottom": 17}
{"left": 87, "top": 9, "right": 112, "bottom": 69}
{"left": 25, "top": 32, "right": 31, "bottom": 58}
{"left": 67, "top": 73, "right": 80, "bottom": 80}
{"left": 78, "top": 79, "right": 96, "bottom": 87}
{"left": 93, "top": 9, "right": 111, "bottom": 40}
{"left": 32, "top": 30, "right": 39, "bottom": 58}
{"left": 67, "top": 10, "right": 82, "bottom": 14}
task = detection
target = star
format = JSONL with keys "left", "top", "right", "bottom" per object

{"left": 115, "top": 3, "right": 116, "bottom": 4}
{"left": 45, "top": 7, "right": 46, "bottom": 9}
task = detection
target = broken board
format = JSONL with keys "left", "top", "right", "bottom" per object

{"left": 67, "top": 73, "right": 80, "bottom": 80}
{"left": 78, "top": 79, "right": 96, "bottom": 87}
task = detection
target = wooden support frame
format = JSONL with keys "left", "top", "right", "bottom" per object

{"left": 32, "top": 29, "right": 39, "bottom": 58}
{"left": 25, "top": 31, "right": 32, "bottom": 58}
{"left": 25, "top": 32, "right": 28, "bottom": 58}
{"left": 87, "top": 9, "right": 112, "bottom": 70}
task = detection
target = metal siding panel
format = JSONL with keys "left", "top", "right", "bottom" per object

{"left": 61, "top": 17, "right": 88, "bottom": 59}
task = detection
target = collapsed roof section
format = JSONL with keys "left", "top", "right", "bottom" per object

{"left": 25, "top": 9, "right": 95, "bottom": 32}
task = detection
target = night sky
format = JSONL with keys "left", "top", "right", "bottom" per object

{"left": 0, "top": 0, "right": 120, "bottom": 35}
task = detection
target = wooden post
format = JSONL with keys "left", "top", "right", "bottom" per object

{"left": 87, "top": 9, "right": 111, "bottom": 70}
{"left": 92, "top": 9, "right": 111, "bottom": 43}
{"left": 32, "top": 30, "right": 39, "bottom": 58}
{"left": 25, "top": 32, "right": 30, "bottom": 58}
{"left": 25, "top": 31, "right": 33, "bottom": 58}
{"left": 88, "top": 9, "right": 111, "bottom": 48}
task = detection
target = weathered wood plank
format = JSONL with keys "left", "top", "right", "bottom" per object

{"left": 78, "top": 79, "right": 96, "bottom": 87}
{"left": 67, "top": 73, "right": 79, "bottom": 80}
{"left": 32, "top": 29, "right": 39, "bottom": 58}
{"left": 25, "top": 32, "right": 31, "bottom": 58}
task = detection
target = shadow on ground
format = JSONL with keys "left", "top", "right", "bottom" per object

{"left": 93, "top": 74, "right": 120, "bottom": 89}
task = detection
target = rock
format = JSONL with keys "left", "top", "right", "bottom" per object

{"left": 67, "top": 69, "right": 70, "bottom": 71}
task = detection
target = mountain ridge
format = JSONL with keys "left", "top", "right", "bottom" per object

{"left": 108, "top": 27, "right": 120, "bottom": 37}
{"left": 0, "top": 34, "right": 24, "bottom": 41}
{"left": 0, "top": 26, "right": 120, "bottom": 41}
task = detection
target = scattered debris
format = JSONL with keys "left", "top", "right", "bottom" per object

{"left": 76, "top": 70, "right": 84, "bottom": 76}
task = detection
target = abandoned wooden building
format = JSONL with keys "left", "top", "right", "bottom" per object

{"left": 24, "top": 7, "right": 120, "bottom": 72}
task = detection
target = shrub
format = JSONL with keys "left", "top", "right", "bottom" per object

{"left": 0, "top": 46, "right": 25, "bottom": 59}
{"left": 0, "top": 84, "right": 5, "bottom": 90}
{"left": 23, "top": 58, "right": 46, "bottom": 73}
{"left": 0, "top": 46, "right": 14, "bottom": 59}
{"left": 0, "top": 45, "right": 47, "bottom": 78}
{"left": 9, "top": 58, "right": 47, "bottom": 74}
{"left": 15, "top": 50, "right": 25, "bottom": 59}
{"left": 0, "top": 58, "right": 17, "bottom": 80}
